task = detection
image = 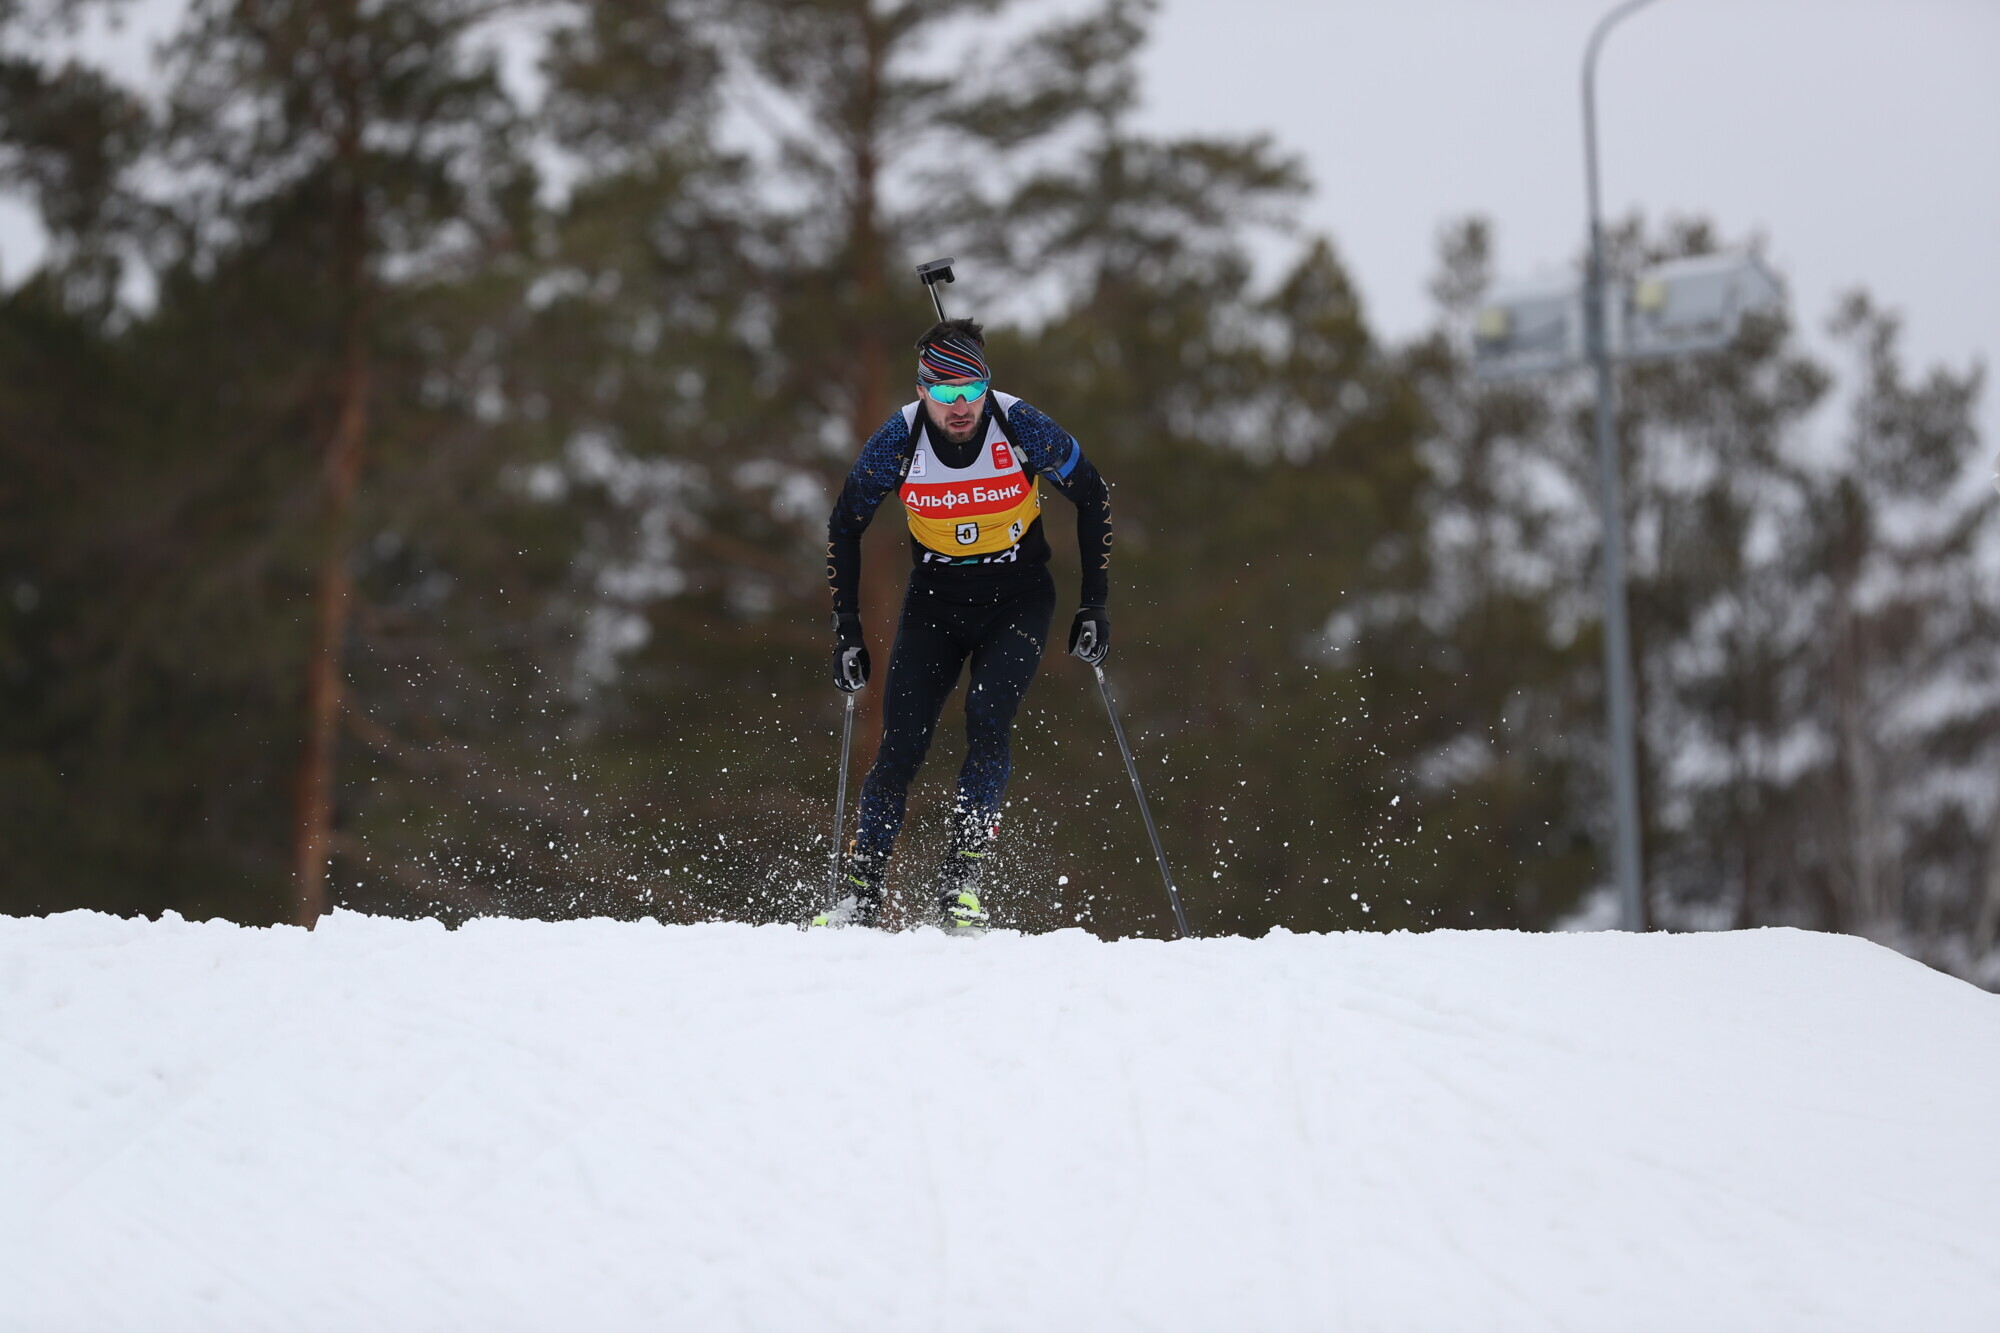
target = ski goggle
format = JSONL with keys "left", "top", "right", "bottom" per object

{"left": 924, "top": 379, "right": 989, "bottom": 404}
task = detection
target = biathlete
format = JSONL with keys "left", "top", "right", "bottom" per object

{"left": 815, "top": 319, "right": 1113, "bottom": 929}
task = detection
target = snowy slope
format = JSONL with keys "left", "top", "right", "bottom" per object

{"left": 3, "top": 912, "right": 1997, "bottom": 1331}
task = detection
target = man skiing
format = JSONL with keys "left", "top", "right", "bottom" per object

{"left": 815, "top": 318, "right": 1113, "bottom": 929}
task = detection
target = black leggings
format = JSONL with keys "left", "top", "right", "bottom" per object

{"left": 852, "top": 569, "right": 1056, "bottom": 860}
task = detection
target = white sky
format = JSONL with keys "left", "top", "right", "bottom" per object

{"left": 4, "top": 0, "right": 1993, "bottom": 451}
{"left": 1139, "top": 0, "right": 2000, "bottom": 452}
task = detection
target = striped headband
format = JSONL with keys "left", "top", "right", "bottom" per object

{"left": 917, "top": 336, "right": 989, "bottom": 386}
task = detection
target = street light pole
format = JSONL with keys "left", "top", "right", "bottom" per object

{"left": 1583, "top": 0, "right": 1661, "bottom": 933}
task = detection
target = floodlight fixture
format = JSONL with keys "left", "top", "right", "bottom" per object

{"left": 1618, "top": 251, "right": 1783, "bottom": 362}
{"left": 1473, "top": 251, "right": 1780, "bottom": 381}
{"left": 1471, "top": 276, "right": 1587, "bottom": 381}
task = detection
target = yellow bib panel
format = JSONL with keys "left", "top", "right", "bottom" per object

{"left": 898, "top": 399, "right": 1043, "bottom": 557}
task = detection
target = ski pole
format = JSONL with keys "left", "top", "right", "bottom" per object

{"left": 1092, "top": 664, "right": 1190, "bottom": 939}
{"left": 828, "top": 692, "right": 856, "bottom": 899}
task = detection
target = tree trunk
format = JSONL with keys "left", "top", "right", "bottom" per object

{"left": 293, "top": 327, "right": 367, "bottom": 926}
{"left": 292, "top": 59, "right": 369, "bottom": 928}
{"left": 1971, "top": 814, "right": 2000, "bottom": 965}
{"left": 1835, "top": 594, "right": 1885, "bottom": 935}
{"left": 1730, "top": 709, "right": 1757, "bottom": 930}
{"left": 844, "top": 9, "right": 905, "bottom": 781}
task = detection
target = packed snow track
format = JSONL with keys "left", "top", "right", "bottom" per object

{"left": 3, "top": 911, "right": 1996, "bottom": 1330}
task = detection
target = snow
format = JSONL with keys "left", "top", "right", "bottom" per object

{"left": 4, "top": 912, "right": 1997, "bottom": 1330}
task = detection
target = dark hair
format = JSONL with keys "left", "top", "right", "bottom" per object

{"left": 916, "top": 317, "right": 984, "bottom": 350}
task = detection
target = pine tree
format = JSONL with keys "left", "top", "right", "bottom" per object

{"left": 1420, "top": 213, "right": 1997, "bottom": 975}
{"left": 151, "top": 0, "right": 535, "bottom": 923}
{"left": 977, "top": 77, "right": 1477, "bottom": 934}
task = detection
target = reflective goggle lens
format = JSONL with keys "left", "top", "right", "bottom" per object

{"left": 925, "top": 379, "right": 989, "bottom": 404}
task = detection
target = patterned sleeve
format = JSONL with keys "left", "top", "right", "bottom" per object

{"left": 826, "top": 408, "right": 914, "bottom": 619}
{"left": 1005, "top": 401, "right": 1111, "bottom": 608}
{"left": 1001, "top": 399, "right": 1083, "bottom": 480}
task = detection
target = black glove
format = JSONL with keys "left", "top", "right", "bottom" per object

{"left": 1067, "top": 606, "right": 1110, "bottom": 665}
{"left": 832, "top": 613, "right": 870, "bottom": 693}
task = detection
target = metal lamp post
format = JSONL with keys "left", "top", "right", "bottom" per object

{"left": 1582, "top": 0, "right": 1662, "bottom": 933}
{"left": 1473, "top": 243, "right": 1783, "bottom": 932}
{"left": 1462, "top": 0, "right": 1784, "bottom": 934}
